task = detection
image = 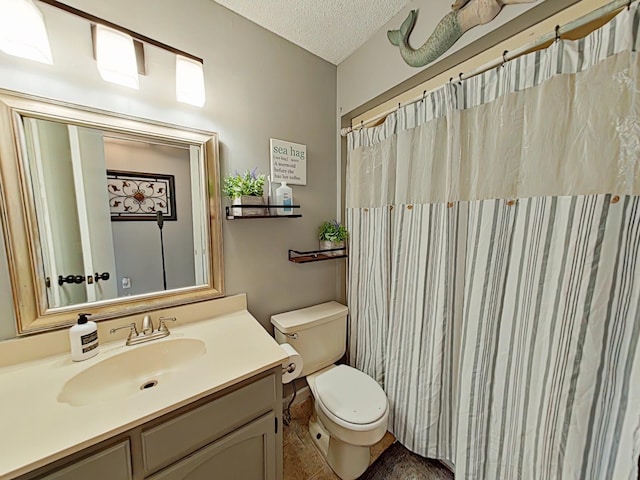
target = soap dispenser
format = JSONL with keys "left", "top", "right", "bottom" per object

{"left": 69, "top": 313, "right": 99, "bottom": 361}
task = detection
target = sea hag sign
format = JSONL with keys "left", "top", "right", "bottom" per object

{"left": 270, "top": 138, "right": 307, "bottom": 186}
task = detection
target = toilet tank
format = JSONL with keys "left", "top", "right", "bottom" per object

{"left": 271, "top": 301, "right": 348, "bottom": 377}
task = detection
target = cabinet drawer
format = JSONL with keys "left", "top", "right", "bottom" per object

{"left": 141, "top": 374, "right": 275, "bottom": 474}
{"left": 42, "top": 440, "right": 131, "bottom": 480}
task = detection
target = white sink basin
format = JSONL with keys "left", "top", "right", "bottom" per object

{"left": 58, "top": 338, "right": 207, "bottom": 406}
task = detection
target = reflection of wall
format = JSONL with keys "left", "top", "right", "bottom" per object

{"left": 104, "top": 138, "right": 195, "bottom": 297}
{"left": 0, "top": 0, "right": 337, "bottom": 340}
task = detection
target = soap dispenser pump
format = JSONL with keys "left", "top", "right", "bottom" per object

{"left": 69, "top": 313, "right": 99, "bottom": 361}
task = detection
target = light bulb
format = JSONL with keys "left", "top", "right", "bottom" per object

{"left": 176, "top": 55, "right": 205, "bottom": 107}
{"left": 95, "top": 24, "right": 139, "bottom": 89}
{"left": 0, "top": 0, "right": 53, "bottom": 64}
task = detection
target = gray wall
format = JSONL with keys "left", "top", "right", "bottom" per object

{"left": 105, "top": 139, "right": 196, "bottom": 297}
{"left": 0, "top": 0, "right": 338, "bottom": 338}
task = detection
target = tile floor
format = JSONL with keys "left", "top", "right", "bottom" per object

{"left": 283, "top": 397, "right": 396, "bottom": 480}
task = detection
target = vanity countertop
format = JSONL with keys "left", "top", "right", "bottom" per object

{"left": 0, "top": 309, "right": 288, "bottom": 479}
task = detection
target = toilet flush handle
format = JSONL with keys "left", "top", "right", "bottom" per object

{"left": 284, "top": 332, "right": 298, "bottom": 340}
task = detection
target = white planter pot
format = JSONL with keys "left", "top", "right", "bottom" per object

{"left": 319, "top": 240, "right": 345, "bottom": 256}
{"left": 231, "top": 196, "right": 265, "bottom": 217}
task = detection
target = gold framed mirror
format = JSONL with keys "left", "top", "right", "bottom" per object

{"left": 0, "top": 91, "right": 224, "bottom": 334}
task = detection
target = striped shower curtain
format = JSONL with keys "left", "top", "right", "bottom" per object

{"left": 347, "top": 5, "right": 640, "bottom": 479}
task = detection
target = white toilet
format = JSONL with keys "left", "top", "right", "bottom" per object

{"left": 271, "top": 301, "right": 388, "bottom": 480}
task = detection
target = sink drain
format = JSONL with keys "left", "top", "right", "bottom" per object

{"left": 140, "top": 380, "right": 158, "bottom": 390}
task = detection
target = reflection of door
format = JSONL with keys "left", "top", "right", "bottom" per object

{"left": 68, "top": 126, "right": 118, "bottom": 303}
{"left": 23, "top": 119, "right": 117, "bottom": 308}
{"left": 24, "top": 119, "right": 86, "bottom": 307}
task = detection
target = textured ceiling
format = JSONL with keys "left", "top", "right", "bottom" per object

{"left": 213, "top": 0, "right": 410, "bottom": 65}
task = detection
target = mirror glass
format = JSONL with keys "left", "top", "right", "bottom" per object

{"left": 0, "top": 92, "right": 223, "bottom": 333}
{"left": 22, "top": 117, "right": 206, "bottom": 309}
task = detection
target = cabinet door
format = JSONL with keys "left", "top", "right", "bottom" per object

{"left": 149, "top": 413, "right": 276, "bottom": 480}
{"left": 41, "top": 441, "right": 131, "bottom": 480}
{"left": 142, "top": 374, "right": 275, "bottom": 474}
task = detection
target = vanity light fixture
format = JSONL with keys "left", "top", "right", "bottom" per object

{"left": 19, "top": 0, "right": 207, "bottom": 105}
{"left": 176, "top": 55, "right": 206, "bottom": 107}
{"left": 0, "top": 0, "right": 53, "bottom": 64}
{"left": 94, "top": 24, "right": 139, "bottom": 89}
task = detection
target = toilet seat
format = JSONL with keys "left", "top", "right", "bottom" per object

{"left": 314, "top": 365, "right": 387, "bottom": 428}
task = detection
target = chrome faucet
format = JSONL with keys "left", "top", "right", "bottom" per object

{"left": 110, "top": 316, "right": 177, "bottom": 346}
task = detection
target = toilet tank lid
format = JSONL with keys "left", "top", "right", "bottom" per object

{"left": 270, "top": 301, "right": 348, "bottom": 334}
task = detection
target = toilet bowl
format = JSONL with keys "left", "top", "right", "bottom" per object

{"left": 271, "top": 302, "right": 389, "bottom": 480}
{"left": 308, "top": 365, "right": 388, "bottom": 443}
{"left": 307, "top": 365, "right": 389, "bottom": 480}
{"left": 307, "top": 365, "right": 388, "bottom": 479}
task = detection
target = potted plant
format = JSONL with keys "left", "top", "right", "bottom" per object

{"left": 318, "top": 220, "right": 348, "bottom": 256}
{"left": 222, "top": 168, "right": 266, "bottom": 216}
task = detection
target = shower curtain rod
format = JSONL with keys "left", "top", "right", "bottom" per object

{"left": 341, "top": 0, "right": 635, "bottom": 136}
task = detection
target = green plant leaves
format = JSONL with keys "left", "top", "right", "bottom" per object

{"left": 318, "top": 220, "right": 348, "bottom": 241}
{"left": 222, "top": 169, "right": 266, "bottom": 198}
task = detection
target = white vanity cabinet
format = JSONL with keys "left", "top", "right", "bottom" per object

{"left": 18, "top": 369, "right": 282, "bottom": 480}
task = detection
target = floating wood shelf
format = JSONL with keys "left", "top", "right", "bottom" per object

{"left": 288, "top": 248, "right": 348, "bottom": 263}
{"left": 225, "top": 204, "right": 301, "bottom": 220}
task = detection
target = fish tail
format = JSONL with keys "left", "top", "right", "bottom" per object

{"left": 403, "top": 11, "right": 463, "bottom": 67}
{"left": 387, "top": 10, "right": 417, "bottom": 47}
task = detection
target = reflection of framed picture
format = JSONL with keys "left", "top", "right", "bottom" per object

{"left": 107, "top": 170, "right": 177, "bottom": 221}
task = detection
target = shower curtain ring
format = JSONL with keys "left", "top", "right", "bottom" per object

{"left": 555, "top": 25, "right": 561, "bottom": 42}
{"left": 458, "top": 72, "right": 463, "bottom": 84}
{"left": 502, "top": 50, "right": 509, "bottom": 67}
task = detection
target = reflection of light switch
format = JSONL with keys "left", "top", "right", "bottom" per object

{"left": 122, "top": 277, "right": 131, "bottom": 289}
